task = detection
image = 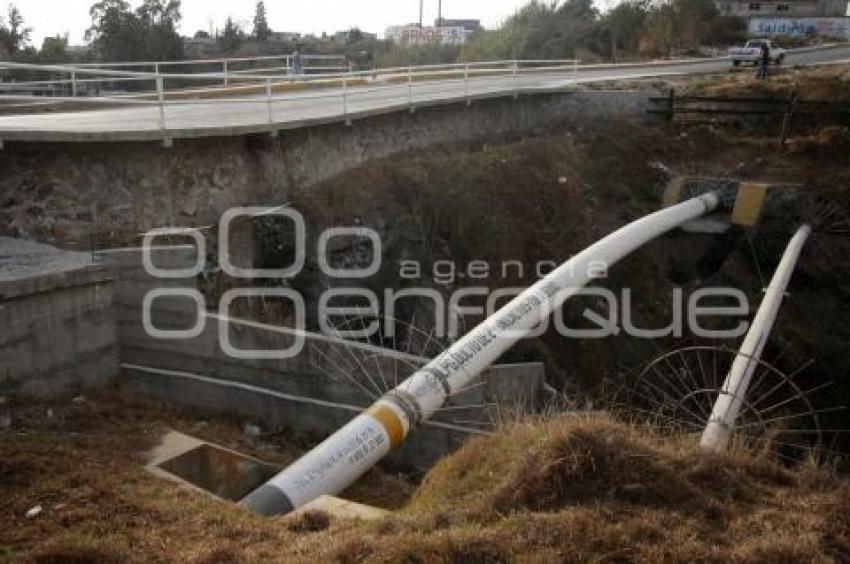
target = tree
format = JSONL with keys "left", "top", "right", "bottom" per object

{"left": 605, "top": 0, "right": 649, "bottom": 60}
{"left": 252, "top": 1, "right": 271, "bottom": 41}
{"left": 461, "top": 0, "right": 607, "bottom": 62}
{"left": 676, "top": 0, "right": 720, "bottom": 50}
{"left": 346, "top": 27, "right": 365, "bottom": 44}
{"left": 39, "top": 34, "right": 68, "bottom": 63}
{"left": 86, "top": 0, "right": 183, "bottom": 61}
{"left": 138, "top": 0, "right": 183, "bottom": 60}
{"left": 219, "top": 16, "right": 244, "bottom": 53}
{"left": 0, "top": 4, "right": 31, "bottom": 57}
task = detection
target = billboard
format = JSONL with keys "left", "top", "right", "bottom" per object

{"left": 749, "top": 17, "right": 850, "bottom": 39}
{"left": 385, "top": 25, "right": 471, "bottom": 45}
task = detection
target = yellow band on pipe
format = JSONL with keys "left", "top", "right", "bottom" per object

{"left": 366, "top": 404, "right": 405, "bottom": 448}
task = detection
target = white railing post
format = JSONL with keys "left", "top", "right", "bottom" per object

{"left": 223, "top": 59, "right": 229, "bottom": 86}
{"left": 464, "top": 63, "right": 470, "bottom": 105}
{"left": 407, "top": 65, "right": 413, "bottom": 109}
{"left": 71, "top": 71, "right": 77, "bottom": 97}
{"left": 266, "top": 78, "right": 273, "bottom": 124}
{"left": 513, "top": 60, "right": 519, "bottom": 99}
{"left": 342, "top": 74, "right": 349, "bottom": 119}
{"left": 156, "top": 75, "right": 166, "bottom": 132}
{"left": 573, "top": 59, "right": 579, "bottom": 80}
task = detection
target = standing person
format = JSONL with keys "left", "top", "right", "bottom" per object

{"left": 292, "top": 48, "right": 303, "bottom": 75}
{"left": 756, "top": 42, "right": 770, "bottom": 80}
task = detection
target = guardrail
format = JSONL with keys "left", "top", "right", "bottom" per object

{"left": 0, "top": 58, "right": 581, "bottom": 139}
{"left": 71, "top": 53, "right": 348, "bottom": 85}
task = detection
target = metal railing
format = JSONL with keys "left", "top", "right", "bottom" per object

{"left": 0, "top": 58, "right": 583, "bottom": 139}
{"left": 71, "top": 53, "right": 348, "bottom": 84}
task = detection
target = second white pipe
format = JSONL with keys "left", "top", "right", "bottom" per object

{"left": 701, "top": 224, "right": 811, "bottom": 451}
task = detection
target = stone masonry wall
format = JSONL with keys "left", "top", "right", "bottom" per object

{"left": 0, "top": 91, "right": 654, "bottom": 249}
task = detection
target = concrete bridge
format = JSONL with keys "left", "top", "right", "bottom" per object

{"left": 0, "top": 45, "right": 848, "bottom": 144}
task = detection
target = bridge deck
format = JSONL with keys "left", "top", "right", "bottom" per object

{"left": 0, "top": 46, "right": 847, "bottom": 143}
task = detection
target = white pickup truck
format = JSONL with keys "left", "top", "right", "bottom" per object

{"left": 729, "top": 39, "right": 786, "bottom": 67}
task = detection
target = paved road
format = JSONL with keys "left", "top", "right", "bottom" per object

{"left": 0, "top": 46, "right": 848, "bottom": 143}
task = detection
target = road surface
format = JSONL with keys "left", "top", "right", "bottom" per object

{"left": 0, "top": 46, "right": 848, "bottom": 143}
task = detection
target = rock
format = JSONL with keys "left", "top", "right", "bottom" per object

{"left": 558, "top": 176, "right": 568, "bottom": 185}
{"left": 25, "top": 505, "right": 43, "bottom": 519}
{"left": 72, "top": 396, "right": 86, "bottom": 404}
{"left": 46, "top": 408, "right": 54, "bottom": 418}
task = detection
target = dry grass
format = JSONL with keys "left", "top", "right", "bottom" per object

{"left": 0, "top": 391, "right": 411, "bottom": 563}
{"left": 302, "top": 414, "right": 850, "bottom": 563}
{"left": 1, "top": 392, "right": 847, "bottom": 562}
{"left": 683, "top": 65, "right": 850, "bottom": 101}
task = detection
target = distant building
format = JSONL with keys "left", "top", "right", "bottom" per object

{"left": 385, "top": 24, "right": 473, "bottom": 45}
{"left": 434, "top": 18, "right": 482, "bottom": 33}
{"left": 269, "top": 31, "right": 302, "bottom": 43}
{"left": 715, "top": 0, "right": 847, "bottom": 18}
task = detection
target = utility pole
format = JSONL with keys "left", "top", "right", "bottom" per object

{"left": 438, "top": 0, "right": 442, "bottom": 26}
{"left": 419, "top": 0, "right": 424, "bottom": 27}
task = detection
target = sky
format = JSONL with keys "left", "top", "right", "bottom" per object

{"left": 15, "top": 0, "right": 555, "bottom": 47}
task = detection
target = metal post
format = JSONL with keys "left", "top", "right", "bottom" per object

{"left": 240, "top": 192, "right": 721, "bottom": 516}
{"left": 342, "top": 74, "right": 350, "bottom": 123}
{"left": 156, "top": 75, "right": 166, "bottom": 132}
{"left": 666, "top": 88, "right": 675, "bottom": 122}
{"left": 464, "top": 63, "right": 470, "bottom": 105}
{"left": 513, "top": 61, "right": 519, "bottom": 99}
{"left": 223, "top": 59, "right": 229, "bottom": 86}
{"left": 266, "top": 78, "right": 273, "bottom": 124}
{"left": 71, "top": 71, "right": 77, "bottom": 97}
{"left": 407, "top": 66, "right": 413, "bottom": 110}
{"left": 779, "top": 91, "right": 798, "bottom": 153}
{"left": 573, "top": 59, "right": 579, "bottom": 80}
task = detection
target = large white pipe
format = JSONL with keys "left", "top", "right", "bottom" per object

{"left": 701, "top": 224, "right": 811, "bottom": 451}
{"left": 240, "top": 192, "right": 720, "bottom": 515}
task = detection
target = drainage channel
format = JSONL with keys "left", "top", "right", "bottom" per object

{"left": 145, "top": 430, "right": 389, "bottom": 520}
{"left": 146, "top": 431, "right": 278, "bottom": 502}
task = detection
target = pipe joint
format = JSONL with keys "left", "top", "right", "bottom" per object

{"left": 383, "top": 390, "right": 422, "bottom": 428}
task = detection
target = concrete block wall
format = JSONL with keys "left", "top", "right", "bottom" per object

{"left": 0, "top": 241, "right": 118, "bottom": 397}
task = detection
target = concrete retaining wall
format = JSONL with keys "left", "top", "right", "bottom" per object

{"left": 0, "top": 239, "right": 118, "bottom": 397}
